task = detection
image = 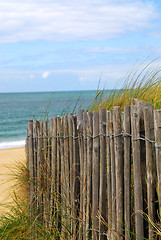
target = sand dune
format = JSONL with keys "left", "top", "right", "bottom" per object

{"left": 0, "top": 147, "right": 26, "bottom": 212}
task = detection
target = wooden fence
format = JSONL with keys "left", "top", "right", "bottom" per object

{"left": 26, "top": 99, "right": 161, "bottom": 240}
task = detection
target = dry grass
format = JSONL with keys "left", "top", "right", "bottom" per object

{"left": 89, "top": 60, "right": 161, "bottom": 111}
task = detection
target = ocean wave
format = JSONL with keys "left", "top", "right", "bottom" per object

{"left": 0, "top": 140, "right": 26, "bottom": 149}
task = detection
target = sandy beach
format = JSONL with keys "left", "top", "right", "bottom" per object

{"left": 0, "top": 147, "right": 26, "bottom": 212}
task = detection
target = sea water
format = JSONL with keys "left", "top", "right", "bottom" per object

{"left": 0, "top": 90, "right": 109, "bottom": 149}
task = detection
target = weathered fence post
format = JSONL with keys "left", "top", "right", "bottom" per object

{"left": 113, "top": 106, "right": 124, "bottom": 240}
{"left": 69, "top": 113, "right": 73, "bottom": 235}
{"left": 124, "top": 106, "right": 131, "bottom": 240}
{"left": 92, "top": 111, "right": 100, "bottom": 240}
{"left": 154, "top": 110, "right": 161, "bottom": 219}
{"left": 50, "top": 117, "right": 57, "bottom": 226}
{"left": 28, "top": 120, "right": 34, "bottom": 238}
{"left": 63, "top": 115, "right": 70, "bottom": 238}
{"left": 77, "top": 109, "right": 84, "bottom": 240}
{"left": 99, "top": 109, "right": 107, "bottom": 240}
{"left": 109, "top": 109, "right": 117, "bottom": 238}
{"left": 132, "top": 98, "right": 154, "bottom": 238}
{"left": 47, "top": 118, "right": 53, "bottom": 228}
{"left": 144, "top": 106, "right": 156, "bottom": 240}
{"left": 56, "top": 117, "right": 61, "bottom": 229}
{"left": 32, "top": 120, "right": 37, "bottom": 225}
{"left": 86, "top": 112, "right": 93, "bottom": 239}
{"left": 37, "top": 120, "right": 43, "bottom": 223}
{"left": 43, "top": 121, "right": 48, "bottom": 227}
{"left": 60, "top": 117, "right": 65, "bottom": 238}
{"left": 131, "top": 105, "right": 144, "bottom": 239}
{"left": 83, "top": 112, "right": 87, "bottom": 240}
{"left": 72, "top": 115, "right": 80, "bottom": 239}
{"left": 106, "top": 110, "right": 112, "bottom": 238}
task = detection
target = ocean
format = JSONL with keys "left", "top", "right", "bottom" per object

{"left": 0, "top": 90, "right": 109, "bottom": 149}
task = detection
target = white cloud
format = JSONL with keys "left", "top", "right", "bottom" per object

{"left": 86, "top": 47, "right": 139, "bottom": 53}
{"left": 0, "top": 0, "right": 158, "bottom": 43}
{"left": 79, "top": 77, "right": 85, "bottom": 82}
{"left": 30, "top": 74, "right": 34, "bottom": 78}
{"left": 42, "top": 71, "right": 50, "bottom": 78}
{"left": 1, "top": 58, "right": 161, "bottom": 91}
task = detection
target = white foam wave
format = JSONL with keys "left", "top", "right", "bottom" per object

{"left": 0, "top": 140, "right": 26, "bottom": 149}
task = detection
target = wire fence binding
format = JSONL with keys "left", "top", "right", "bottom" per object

{"left": 27, "top": 130, "right": 158, "bottom": 144}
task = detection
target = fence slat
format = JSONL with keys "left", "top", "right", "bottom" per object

{"left": 109, "top": 109, "right": 116, "bottom": 238}
{"left": 47, "top": 118, "right": 53, "bottom": 228}
{"left": 33, "top": 121, "right": 37, "bottom": 218}
{"left": 92, "top": 111, "right": 100, "bottom": 240}
{"left": 99, "top": 109, "right": 107, "bottom": 240}
{"left": 131, "top": 105, "right": 144, "bottom": 239}
{"left": 60, "top": 117, "right": 65, "bottom": 238}
{"left": 63, "top": 115, "right": 70, "bottom": 239}
{"left": 28, "top": 120, "right": 34, "bottom": 233}
{"left": 83, "top": 112, "right": 87, "bottom": 240}
{"left": 86, "top": 112, "right": 93, "bottom": 239}
{"left": 37, "top": 120, "right": 43, "bottom": 223}
{"left": 57, "top": 117, "right": 61, "bottom": 229}
{"left": 124, "top": 106, "right": 131, "bottom": 240}
{"left": 144, "top": 106, "right": 156, "bottom": 240}
{"left": 43, "top": 121, "right": 48, "bottom": 227}
{"left": 77, "top": 109, "right": 84, "bottom": 240}
{"left": 113, "top": 106, "right": 124, "bottom": 240}
{"left": 50, "top": 117, "right": 57, "bottom": 226}
{"left": 106, "top": 111, "right": 112, "bottom": 238}
{"left": 72, "top": 115, "right": 80, "bottom": 240}
{"left": 154, "top": 110, "right": 161, "bottom": 219}
{"left": 69, "top": 113, "right": 73, "bottom": 235}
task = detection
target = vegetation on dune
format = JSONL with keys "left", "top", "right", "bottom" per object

{"left": 89, "top": 59, "right": 161, "bottom": 111}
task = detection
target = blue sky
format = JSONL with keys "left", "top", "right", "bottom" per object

{"left": 0, "top": 0, "right": 161, "bottom": 92}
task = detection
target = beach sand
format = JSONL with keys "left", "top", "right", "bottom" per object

{"left": 0, "top": 147, "right": 26, "bottom": 212}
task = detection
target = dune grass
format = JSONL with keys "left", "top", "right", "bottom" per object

{"left": 89, "top": 59, "right": 161, "bottom": 111}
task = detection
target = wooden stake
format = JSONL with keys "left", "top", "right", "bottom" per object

{"left": 83, "top": 112, "right": 87, "bottom": 240}
{"left": 154, "top": 110, "right": 161, "bottom": 219}
{"left": 124, "top": 106, "right": 131, "bottom": 240}
{"left": 99, "top": 109, "right": 107, "bottom": 240}
{"left": 144, "top": 106, "right": 156, "bottom": 240}
{"left": 113, "top": 106, "right": 124, "bottom": 239}
{"left": 131, "top": 105, "right": 144, "bottom": 239}
{"left": 86, "top": 112, "right": 93, "bottom": 239}
{"left": 92, "top": 111, "right": 100, "bottom": 240}
{"left": 77, "top": 109, "right": 84, "bottom": 240}
{"left": 109, "top": 109, "right": 117, "bottom": 237}
{"left": 106, "top": 111, "right": 112, "bottom": 238}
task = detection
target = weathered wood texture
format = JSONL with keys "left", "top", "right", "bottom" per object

{"left": 144, "top": 106, "right": 156, "bottom": 240}
{"left": 86, "top": 112, "right": 93, "bottom": 239}
{"left": 92, "top": 111, "right": 100, "bottom": 240}
{"left": 106, "top": 110, "right": 112, "bottom": 238}
{"left": 26, "top": 99, "right": 161, "bottom": 240}
{"left": 124, "top": 106, "right": 131, "bottom": 240}
{"left": 99, "top": 108, "right": 107, "bottom": 240}
{"left": 83, "top": 112, "right": 87, "bottom": 240}
{"left": 28, "top": 120, "right": 34, "bottom": 223}
{"left": 77, "top": 110, "right": 84, "bottom": 240}
{"left": 109, "top": 109, "right": 117, "bottom": 238}
{"left": 154, "top": 110, "right": 161, "bottom": 218}
{"left": 113, "top": 106, "right": 124, "bottom": 240}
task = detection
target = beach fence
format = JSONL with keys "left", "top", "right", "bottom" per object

{"left": 26, "top": 99, "right": 161, "bottom": 240}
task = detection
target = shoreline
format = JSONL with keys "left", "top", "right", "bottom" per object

{"left": 0, "top": 146, "right": 25, "bottom": 151}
